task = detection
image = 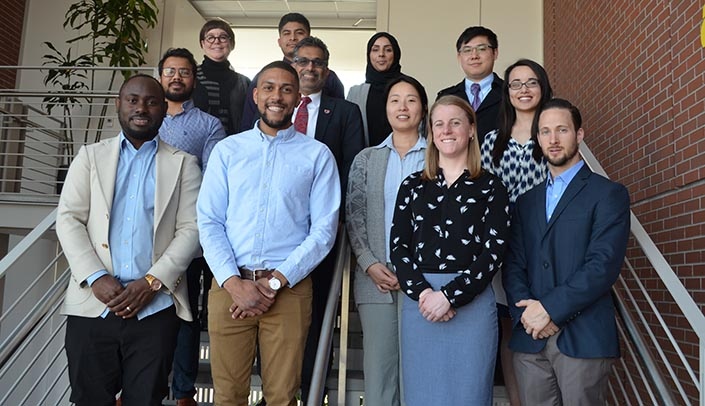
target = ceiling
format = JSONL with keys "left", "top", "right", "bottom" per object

{"left": 187, "top": 0, "right": 378, "bottom": 29}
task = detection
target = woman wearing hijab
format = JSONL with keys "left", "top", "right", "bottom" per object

{"left": 347, "top": 32, "right": 403, "bottom": 146}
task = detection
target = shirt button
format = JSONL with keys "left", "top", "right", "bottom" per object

{"left": 124, "top": 264, "right": 129, "bottom": 269}
{"left": 543, "top": 262, "right": 549, "bottom": 269}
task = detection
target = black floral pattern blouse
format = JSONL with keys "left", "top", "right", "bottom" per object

{"left": 390, "top": 169, "right": 511, "bottom": 308}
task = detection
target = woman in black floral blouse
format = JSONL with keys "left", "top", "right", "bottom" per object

{"left": 390, "top": 95, "right": 510, "bottom": 406}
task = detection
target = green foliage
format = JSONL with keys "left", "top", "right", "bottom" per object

{"left": 41, "top": 42, "right": 92, "bottom": 114}
{"left": 40, "top": 0, "right": 160, "bottom": 147}
{"left": 61, "top": 0, "right": 159, "bottom": 78}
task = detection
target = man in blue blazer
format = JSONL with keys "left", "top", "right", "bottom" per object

{"left": 503, "top": 98, "right": 630, "bottom": 406}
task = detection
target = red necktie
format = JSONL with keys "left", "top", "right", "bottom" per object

{"left": 294, "top": 96, "right": 312, "bottom": 134}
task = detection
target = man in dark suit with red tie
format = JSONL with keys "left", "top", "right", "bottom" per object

{"left": 291, "top": 35, "right": 365, "bottom": 404}
{"left": 436, "top": 26, "right": 503, "bottom": 144}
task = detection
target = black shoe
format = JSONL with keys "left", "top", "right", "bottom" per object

{"left": 255, "top": 398, "right": 267, "bottom": 406}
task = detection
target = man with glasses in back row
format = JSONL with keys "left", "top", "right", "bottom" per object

{"left": 240, "top": 12, "right": 346, "bottom": 131}
{"left": 158, "top": 47, "right": 227, "bottom": 406}
{"left": 437, "top": 26, "right": 503, "bottom": 145}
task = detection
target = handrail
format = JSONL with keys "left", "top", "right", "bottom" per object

{"left": 0, "top": 207, "right": 57, "bottom": 279}
{"left": 580, "top": 142, "right": 705, "bottom": 405}
{"left": 307, "top": 226, "right": 351, "bottom": 406}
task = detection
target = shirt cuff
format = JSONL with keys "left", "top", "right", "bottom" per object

{"left": 85, "top": 269, "right": 109, "bottom": 287}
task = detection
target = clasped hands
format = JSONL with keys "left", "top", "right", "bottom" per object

{"left": 418, "top": 288, "right": 456, "bottom": 323}
{"left": 223, "top": 275, "right": 279, "bottom": 320}
{"left": 516, "top": 299, "right": 560, "bottom": 340}
{"left": 92, "top": 275, "right": 156, "bottom": 319}
{"left": 367, "top": 263, "right": 400, "bottom": 293}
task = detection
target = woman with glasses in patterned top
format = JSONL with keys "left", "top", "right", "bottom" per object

{"left": 480, "top": 58, "right": 553, "bottom": 406}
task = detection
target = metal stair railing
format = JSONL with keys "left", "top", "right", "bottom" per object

{"left": 307, "top": 225, "right": 352, "bottom": 406}
{"left": 580, "top": 143, "right": 705, "bottom": 405}
{"left": 0, "top": 208, "right": 72, "bottom": 405}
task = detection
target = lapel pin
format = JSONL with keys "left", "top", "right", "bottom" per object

{"left": 324, "top": 109, "right": 331, "bottom": 115}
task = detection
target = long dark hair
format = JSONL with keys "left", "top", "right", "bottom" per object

{"left": 491, "top": 59, "right": 553, "bottom": 166}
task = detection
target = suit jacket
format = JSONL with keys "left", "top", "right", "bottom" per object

{"left": 56, "top": 136, "right": 202, "bottom": 321}
{"left": 503, "top": 164, "right": 630, "bottom": 358}
{"left": 436, "top": 73, "right": 503, "bottom": 145}
{"left": 314, "top": 95, "right": 365, "bottom": 207}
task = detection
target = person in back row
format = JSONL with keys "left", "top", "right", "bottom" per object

{"left": 289, "top": 36, "right": 365, "bottom": 404}
{"left": 191, "top": 19, "right": 251, "bottom": 332}
{"left": 240, "top": 12, "right": 346, "bottom": 131}
{"left": 347, "top": 32, "right": 404, "bottom": 146}
{"left": 437, "top": 26, "right": 503, "bottom": 145}
{"left": 158, "top": 47, "right": 227, "bottom": 406}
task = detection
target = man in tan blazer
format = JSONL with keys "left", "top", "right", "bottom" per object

{"left": 56, "top": 75, "right": 201, "bottom": 406}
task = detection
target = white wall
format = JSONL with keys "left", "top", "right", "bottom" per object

{"left": 380, "top": 0, "right": 543, "bottom": 99}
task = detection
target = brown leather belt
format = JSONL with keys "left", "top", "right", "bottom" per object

{"left": 238, "top": 267, "right": 275, "bottom": 281}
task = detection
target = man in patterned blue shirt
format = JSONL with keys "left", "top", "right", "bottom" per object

{"left": 158, "top": 48, "right": 226, "bottom": 406}
{"left": 198, "top": 61, "right": 340, "bottom": 406}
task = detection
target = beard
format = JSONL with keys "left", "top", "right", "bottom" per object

{"left": 545, "top": 143, "right": 580, "bottom": 167}
{"left": 259, "top": 109, "right": 294, "bottom": 131}
{"left": 165, "top": 87, "right": 193, "bottom": 103}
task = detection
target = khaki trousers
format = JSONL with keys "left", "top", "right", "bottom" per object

{"left": 208, "top": 277, "right": 312, "bottom": 406}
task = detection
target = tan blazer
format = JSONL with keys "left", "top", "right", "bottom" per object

{"left": 56, "top": 136, "right": 201, "bottom": 321}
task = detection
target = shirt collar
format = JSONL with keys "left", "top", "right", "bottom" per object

{"left": 167, "top": 99, "right": 195, "bottom": 118}
{"left": 255, "top": 122, "right": 298, "bottom": 142}
{"left": 302, "top": 91, "right": 322, "bottom": 108}
{"left": 464, "top": 74, "right": 495, "bottom": 96}
{"left": 376, "top": 133, "right": 428, "bottom": 152}
{"left": 118, "top": 132, "right": 159, "bottom": 154}
{"left": 547, "top": 159, "right": 584, "bottom": 186}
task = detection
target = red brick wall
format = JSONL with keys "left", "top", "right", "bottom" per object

{"left": 544, "top": 1, "right": 705, "bottom": 403}
{"left": 0, "top": 0, "right": 27, "bottom": 89}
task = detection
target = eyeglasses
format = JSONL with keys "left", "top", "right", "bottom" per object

{"left": 204, "top": 35, "right": 230, "bottom": 44}
{"left": 508, "top": 79, "right": 540, "bottom": 90}
{"left": 459, "top": 44, "right": 496, "bottom": 55}
{"left": 162, "top": 67, "right": 193, "bottom": 78}
{"left": 293, "top": 57, "right": 328, "bottom": 68}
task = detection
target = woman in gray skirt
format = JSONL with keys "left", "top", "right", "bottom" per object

{"left": 390, "top": 95, "right": 510, "bottom": 405}
{"left": 346, "top": 74, "right": 428, "bottom": 406}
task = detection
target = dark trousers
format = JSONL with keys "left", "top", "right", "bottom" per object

{"left": 65, "top": 306, "right": 180, "bottom": 406}
{"left": 171, "top": 258, "right": 204, "bottom": 398}
{"left": 300, "top": 248, "right": 337, "bottom": 404}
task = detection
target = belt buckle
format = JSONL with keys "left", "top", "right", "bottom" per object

{"left": 252, "top": 268, "right": 269, "bottom": 280}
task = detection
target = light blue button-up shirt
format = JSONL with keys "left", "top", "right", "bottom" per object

{"left": 159, "top": 99, "right": 227, "bottom": 172}
{"left": 546, "top": 160, "right": 584, "bottom": 221}
{"left": 377, "top": 133, "right": 427, "bottom": 263}
{"left": 197, "top": 123, "right": 341, "bottom": 287}
{"left": 464, "top": 74, "right": 494, "bottom": 107}
{"left": 87, "top": 133, "right": 172, "bottom": 319}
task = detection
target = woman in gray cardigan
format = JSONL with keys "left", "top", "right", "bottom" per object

{"left": 345, "top": 75, "right": 428, "bottom": 406}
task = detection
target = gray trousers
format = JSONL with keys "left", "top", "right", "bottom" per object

{"left": 358, "top": 290, "right": 403, "bottom": 406}
{"left": 513, "top": 332, "right": 614, "bottom": 406}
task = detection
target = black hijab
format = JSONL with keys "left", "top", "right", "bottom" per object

{"left": 365, "top": 32, "right": 403, "bottom": 146}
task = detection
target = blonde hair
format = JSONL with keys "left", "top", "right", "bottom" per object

{"left": 423, "top": 95, "right": 483, "bottom": 180}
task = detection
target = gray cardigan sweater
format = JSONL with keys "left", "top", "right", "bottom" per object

{"left": 346, "top": 83, "right": 371, "bottom": 147}
{"left": 345, "top": 146, "right": 394, "bottom": 304}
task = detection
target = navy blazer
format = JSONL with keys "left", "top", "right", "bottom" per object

{"left": 436, "top": 73, "right": 503, "bottom": 145}
{"left": 314, "top": 95, "right": 365, "bottom": 204}
{"left": 503, "top": 164, "right": 630, "bottom": 358}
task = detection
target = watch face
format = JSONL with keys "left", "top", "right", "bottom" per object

{"left": 268, "top": 277, "right": 282, "bottom": 291}
{"left": 151, "top": 279, "right": 163, "bottom": 291}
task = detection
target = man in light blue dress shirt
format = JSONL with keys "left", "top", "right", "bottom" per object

{"left": 56, "top": 75, "right": 201, "bottom": 406}
{"left": 197, "top": 61, "right": 340, "bottom": 406}
{"left": 158, "top": 48, "right": 226, "bottom": 406}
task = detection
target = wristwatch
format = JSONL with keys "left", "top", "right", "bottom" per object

{"left": 268, "top": 275, "right": 282, "bottom": 291}
{"left": 144, "top": 274, "right": 162, "bottom": 291}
